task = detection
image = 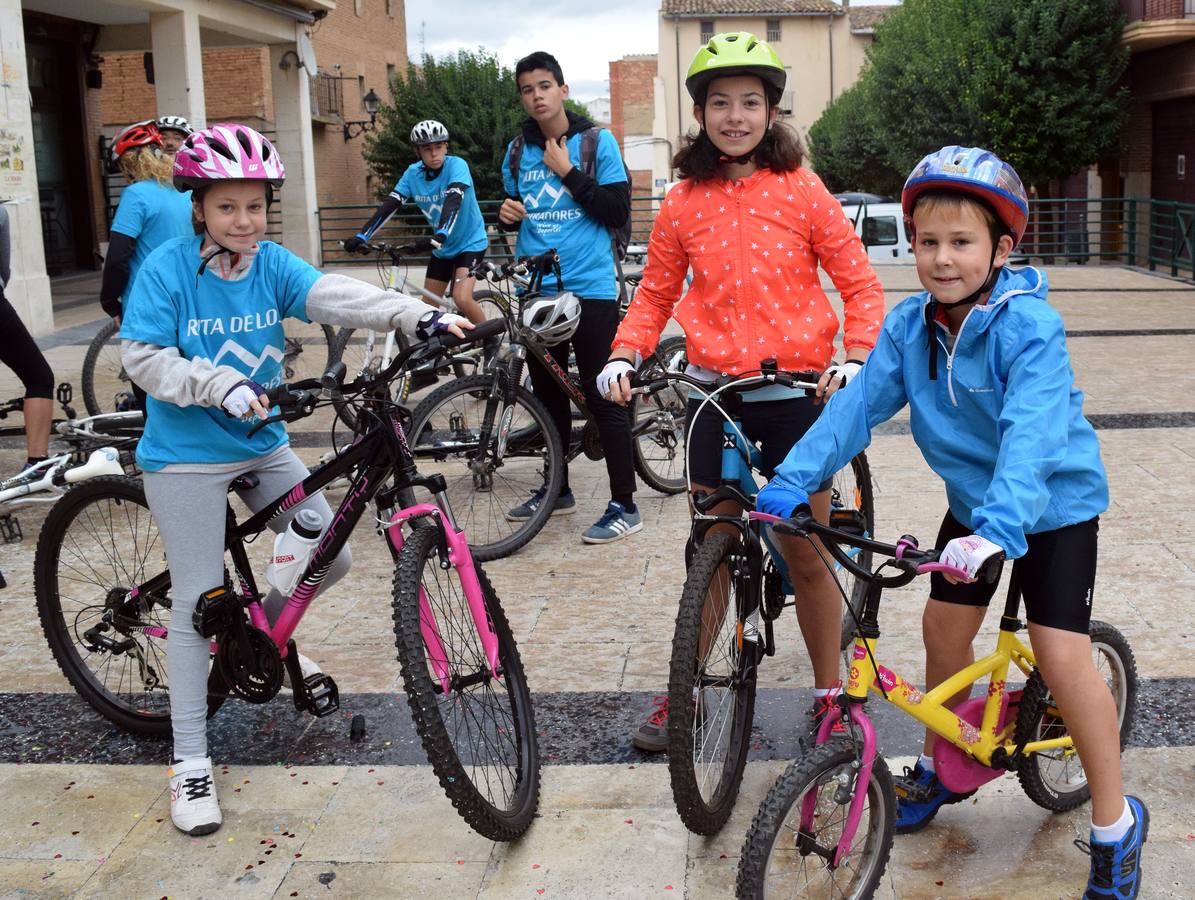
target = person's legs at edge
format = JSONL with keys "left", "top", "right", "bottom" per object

{"left": 0, "top": 289, "right": 54, "bottom": 463}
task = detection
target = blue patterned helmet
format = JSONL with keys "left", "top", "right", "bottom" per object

{"left": 902, "top": 146, "right": 1029, "bottom": 247}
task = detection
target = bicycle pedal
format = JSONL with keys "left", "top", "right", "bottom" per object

{"left": 298, "top": 673, "right": 340, "bottom": 717}
{"left": 0, "top": 513, "right": 22, "bottom": 544}
{"left": 192, "top": 584, "right": 241, "bottom": 638}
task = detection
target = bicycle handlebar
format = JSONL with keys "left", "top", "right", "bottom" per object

{"left": 630, "top": 366, "right": 823, "bottom": 401}
{"left": 473, "top": 250, "right": 559, "bottom": 283}
{"left": 246, "top": 317, "right": 509, "bottom": 437}
{"left": 764, "top": 506, "right": 1003, "bottom": 587}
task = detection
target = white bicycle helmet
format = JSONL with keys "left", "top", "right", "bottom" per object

{"left": 157, "top": 115, "right": 193, "bottom": 136}
{"left": 521, "top": 292, "right": 580, "bottom": 346}
{"left": 410, "top": 119, "right": 449, "bottom": 145}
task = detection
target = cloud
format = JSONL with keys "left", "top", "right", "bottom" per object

{"left": 405, "top": 0, "right": 659, "bottom": 100}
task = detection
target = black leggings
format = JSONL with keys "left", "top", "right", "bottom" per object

{"left": 527, "top": 297, "right": 635, "bottom": 502}
{"left": 0, "top": 289, "right": 54, "bottom": 399}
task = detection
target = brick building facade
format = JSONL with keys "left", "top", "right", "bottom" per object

{"left": 609, "top": 54, "right": 659, "bottom": 198}
{"left": 1116, "top": 0, "right": 1195, "bottom": 204}
{"left": 95, "top": 1, "right": 405, "bottom": 241}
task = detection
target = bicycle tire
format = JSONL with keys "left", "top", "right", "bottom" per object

{"left": 835, "top": 452, "right": 876, "bottom": 650}
{"left": 737, "top": 737, "right": 895, "bottom": 899}
{"left": 407, "top": 372, "right": 564, "bottom": 561}
{"left": 81, "top": 319, "right": 135, "bottom": 417}
{"left": 667, "top": 532, "right": 758, "bottom": 835}
{"left": 392, "top": 525, "right": 540, "bottom": 840}
{"left": 631, "top": 335, "right": 688, "bottom": 495}
{"left": 1015, "top": 620, "right": 1137, "bottom": 812}
{"left": 33, "top": 476, "right": 225, "bottom": 735}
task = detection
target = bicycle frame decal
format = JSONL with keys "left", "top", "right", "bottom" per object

{"left": 533, "top": 344, "right": 587, "bottom": 408}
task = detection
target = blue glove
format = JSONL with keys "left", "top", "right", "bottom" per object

{"left": 756, "top": 480, "right": 809, "bottom": 519}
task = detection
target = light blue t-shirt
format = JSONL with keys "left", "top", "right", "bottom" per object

{"left": 501, "top": 128, "right": 625, "bottom": 300}
{"left": 395, "top": 156, "right": 487, "bottom": 258}
{"left": 121, "top": 236, "right": 322, "bottom": 472}
{"left": 109, "top": 180, "right": 193, "bottom": 296}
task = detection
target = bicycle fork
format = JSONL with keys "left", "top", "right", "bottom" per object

{"left": 386, "top": 503, "right": 500, "bottom": 694}
{"left": 806, "top": 699, "right": 881, "bottom": 869}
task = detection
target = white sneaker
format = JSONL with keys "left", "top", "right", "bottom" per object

{"left": 168, "top": 756, "right": 222, "bottom": 836}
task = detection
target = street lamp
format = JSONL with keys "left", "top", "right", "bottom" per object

{"left": 343, "top": 88, "right": 381, "bottom": 142}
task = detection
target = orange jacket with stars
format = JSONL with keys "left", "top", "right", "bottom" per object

{"left": 613, "top": 167, "right": 884, "bottom": 375}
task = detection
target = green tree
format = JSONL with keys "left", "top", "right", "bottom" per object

{"left": 807, "top": 80, "right": 904, "bottom": 198}
{"left": 809, "top": 0, "right": 1129, "bottom": 191}
{"left": 364, "top": 50, "right": 603, "bottom": 209}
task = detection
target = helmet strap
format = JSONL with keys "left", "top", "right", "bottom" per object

{"left": 930, "top": 243, "right": 1002, "bottom": 310}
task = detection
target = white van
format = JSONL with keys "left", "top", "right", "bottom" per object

{"left": 838, "top": 202, "right": 913, "bottom": 263}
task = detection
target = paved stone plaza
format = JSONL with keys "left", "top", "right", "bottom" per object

{"left": 0, "top": 263, "right": 1193, "bottom": 898}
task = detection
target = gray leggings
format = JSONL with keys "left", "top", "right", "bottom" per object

{"left": 143, "top": 446, "right": 351, "bottom": 760}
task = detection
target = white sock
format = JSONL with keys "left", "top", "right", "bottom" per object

{"left": 1091, "top": 798, "right": 1132, "bottom": 843}
{"left": 812, "top": 686, "right": 840, "bottom": 698}
{"left": 918, "top": 753, "right": 936, "bottom": 773}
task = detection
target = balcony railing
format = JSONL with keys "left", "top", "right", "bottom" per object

{"left": 1119, "top": 0, "right": 1195, "bottom": 21}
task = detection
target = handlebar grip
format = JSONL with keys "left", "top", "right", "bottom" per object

{"left": 321, "top": 362, "right": 347, "bottom": 391}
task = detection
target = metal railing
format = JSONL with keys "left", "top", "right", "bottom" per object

{"left": 318, "top": 195, "right": 662, "bottom": 267}
{"left": 316, "top": 194, "right": 1195, "bottom": 282}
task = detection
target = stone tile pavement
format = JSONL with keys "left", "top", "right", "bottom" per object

{"left": 0, "top": 263, "right": 1193, "bottom": 897}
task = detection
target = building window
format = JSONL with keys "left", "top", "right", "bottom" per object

{"left": 766, "top": 19, "right": 781, "bottom": 42}
{"left": 354, "top": 0, "right": 364, "bottom": 16}
{"left": 311, "top": 70, "right": 343, "bottom": 119}
{"left": 700, "top": 21, "right": 714, "bottom": 44}
{"left": 386, "top": 0, "right": 396, "bottom": 15}
{"left": 386, "top": 63, "right": 397, "bottom": 93}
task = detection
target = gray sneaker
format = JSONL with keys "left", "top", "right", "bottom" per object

{"left": 581, "top": 501, "right": 643, "bottom": 544}
{"left": 632, "top": 695, "right": 669, "bottom": 752}
{"left": 505, "top": 487, "right": 576, "bottom": 522}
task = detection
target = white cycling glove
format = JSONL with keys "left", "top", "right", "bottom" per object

{"left": 222, "top": 378, "right": 266, "bottom": 419}
{"left": 940, "top": 534, "right": 1004, "bottom": 581}
{"left": 597, "top": 359, "right": 636, "bottom": 399}
{"left": 415, "top": 310, "right": 468, "bottom": 339}
{"left": 824, "top": 360, "right": 863, "bottom": 388}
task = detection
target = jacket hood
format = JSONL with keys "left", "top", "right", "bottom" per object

{"left": 519, "top": 110, "right": 595, "bottom": 148}
{"left": 922, "top": 264, "right": 1048, "bottom": 334}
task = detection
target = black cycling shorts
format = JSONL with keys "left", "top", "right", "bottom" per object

{"left": 684, "top": 393, "right": 831, "bottom": 491}
{"left": 930, "top": 509, "right": 1098, "bottom": 634}
{"left": 425, "top": 249, "right": 485, "bottom": 284}
{"left": 0, "top": 289, "right": 54, "bottom": 399}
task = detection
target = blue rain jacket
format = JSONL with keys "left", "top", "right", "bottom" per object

{"left": 760, "top": 266, "right": 1108, "bottom": 558}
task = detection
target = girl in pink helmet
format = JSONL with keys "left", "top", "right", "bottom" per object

{"left": 119, "top": 124, "right": 471, "bottom": 837}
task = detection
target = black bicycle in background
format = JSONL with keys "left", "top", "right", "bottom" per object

{"left": 404, "top": 251, "right": 689, "bottom": 561}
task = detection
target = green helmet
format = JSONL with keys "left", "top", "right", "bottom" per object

{"left": 685, "top": 32, "right": 786, "bottom": 103}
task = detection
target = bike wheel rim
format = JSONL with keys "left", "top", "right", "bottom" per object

{"left": 51, "top": 494, "right": 173, "bottom": 719}
{"left": 416, "top": 556, "right": 530, "bottom": 813}
{"left": 762, "top": 761, "right": 886, "bottom": 897}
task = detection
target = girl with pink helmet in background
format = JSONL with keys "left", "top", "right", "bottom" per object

{"left": 119, "top": 123, "right": 471, "bottom": 837}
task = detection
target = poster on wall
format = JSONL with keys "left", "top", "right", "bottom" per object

{"left": 0, "top": 20, "right": 33, "bottom": 205}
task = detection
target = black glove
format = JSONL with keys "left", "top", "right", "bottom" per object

{"left": 343, "top": 235, "right": 366, "bottom": 253}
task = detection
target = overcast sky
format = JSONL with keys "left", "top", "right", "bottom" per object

{"left": 404, "top": 1, "right": 902, "bottom": 103}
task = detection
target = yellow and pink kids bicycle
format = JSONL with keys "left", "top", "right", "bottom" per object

{"left": 33, "top": 319, "right": 540, "bottom": 841}
{"left": 735, "top": 508, "right": 1137, "bottom": 898}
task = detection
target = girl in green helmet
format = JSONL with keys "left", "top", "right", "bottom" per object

{"left": 600, "top": 32, "right": 885, "bottom": 754}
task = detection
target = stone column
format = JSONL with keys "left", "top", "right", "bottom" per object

{"left": 269, "top": 33, "right": 321, "bottom": 265}
{"left": 0, "top": 0, "right": 53, "bottom": 334}
{"left": 149, "top": 10, "right": 207, "bottom": 129}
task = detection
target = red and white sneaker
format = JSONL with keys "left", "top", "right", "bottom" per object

{"left": 168, "top": 756, "right": 222, "bottom": 836}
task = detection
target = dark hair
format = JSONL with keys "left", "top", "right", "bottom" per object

{"left": 674, "top": 121, "right": 805, "bottom": 182}
{"left": 909, "top": 190, "right": 1006, "bottom": 248}
{"left": 515, "top": 51, "right": 564, "bottom": 88}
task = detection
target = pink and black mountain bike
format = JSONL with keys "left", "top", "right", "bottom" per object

{"left": 33, "top": 318, "right": 540, "bottom": 840}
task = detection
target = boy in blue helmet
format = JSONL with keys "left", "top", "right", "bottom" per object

{"left": 757, "top": 146, "right": 1147, "bottom": 898}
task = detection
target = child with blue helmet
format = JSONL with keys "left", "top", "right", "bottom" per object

{"left": 756, "top": 146, "right": 1147, "bottom": 898}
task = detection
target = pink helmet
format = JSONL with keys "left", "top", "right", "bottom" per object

{"left": 173, "top": 124, "right": 286, "bottom": 192}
